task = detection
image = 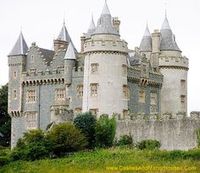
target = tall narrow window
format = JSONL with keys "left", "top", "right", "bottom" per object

{"left": 123, "top": 85, "right": 130, "bottom": 99}
{"left": 90, "top": 83, "right": 98, "bottom": 97}
{"left": 150, "top": 92, "right": 157, "bottom": 113}
{"left": 26, "top": 90, "right": 36, "bottom": 103}
{"left": 181, "top": 80, "right": 186, "bottom": 90}
{"left": 139, "top": 89, "right": 145, "bottom": 103}
{"left": 181, "top": 95, "right": 186, "bottom": 110}
{"left": 91, "top": 63, "right": 99, "bottom": 74}
{"left": 123, "top": 110, "right": 128, "bottom": 119}
{"left": 26, "top": 112, "right": 37, "bottom": 129}
{"left": 31, "top": 55, "right": 34, "bottom": 63}
{"left": 13, "top": 71, "right": 17, "bottom": 79}
{"left": 122, "top": 64, "right": 127, "bottom": 76}
{"left": 55, "top": 88, "right": 65, "bottom": 101}
{"left": 77, "top": 85, "right": 83, "bottom": 98}
{"left": 13, "top": 90, "right": 17, "bottom": 100}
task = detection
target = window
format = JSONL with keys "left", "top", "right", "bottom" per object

{"left": 142, "top": 64, "right": 147, "bottom": 74}
{"left": 31, "top": 55, "right": 34, "bottom": 63}
{"left": 123, "top": 85, "right": 130, "bottom": 99}
{"left": 74, "top": 108, "right": 82, "bottom": 114}
{"left": 13, "top": 90, "right": 17, "bottom": 100}
{"left": 13, "top": 71, "right": 17, "bottom": 79}
{"left": 181, "top": 95, "right": 186, "bottom": 110}
{"left": 91, "top": 63, "right": 99, "bottom": 73}
{"left": 150, "top": 92, "right": 157, "bottom": 113}
{"left": 122, "top": 64, "right": 127, "bottom": 76}
{"left": 55, "top": 88, "right": 65, "bottom": 101}
{"left": 77, "top": 85, "right": 83, "bottom": 98}
{"left": 139, "top": 89, "right": 145, "bottom": 103}
{"left": 26, "top": 90, "right": 36, "bottom": 103}
{"left": 181, "top": 80, "right": 186, "bottom": 90}
{"left": 26, "top": 112, "right": 37, "bottom": 129}
{"left": 30, "top": 69, "right": 36, "bottom": 74}
{"left": 150, "top": 92, "right": 157, "bottom": 105}
{"left": 90, "top": 109, "right": 98, "bottom": 116}
{"left": 123, "top": 110, "right": 128, "bottom": 119}
{"left": 90, "top": 83, "right": 98, "bottom": 97}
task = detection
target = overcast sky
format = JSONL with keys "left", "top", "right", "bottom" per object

{"left": 0, "top": 0, "right": 200, "bottom": 113}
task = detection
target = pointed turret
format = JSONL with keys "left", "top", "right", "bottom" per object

{"left": 93, "top": 0, "right": 118, "bottom": 35}
{"left": 87, "top": 15, "right": 96, "bottom": 36}
{"left": 64, "top": 42, "right": 76, "bottom": 60}
{"left": 57, "top": 21, "right": 71, "bottom": 42}
{"left": 101, "top": 0, "right": 110, "bottom": 15}
{"left": 9, "top": 32, "right": 28, "bottom": 56}
{"left": 160, "top": 14, "right": 181, "bottom": 52}
{"left": 54, "top": 21, "right": 77, "bottom": 53}
{"left": 139, "top": 24, "right": 152, "bottom": 52}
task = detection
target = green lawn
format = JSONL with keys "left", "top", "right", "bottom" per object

{"left": 0, "top": 147, "right": 200, "bottom": 173}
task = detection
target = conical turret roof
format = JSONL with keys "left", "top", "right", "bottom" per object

{"left": 9, "top": 32, "right": 28, "bottom": 56}
{"left": 160, "top": 15, "right": 181, "bottom": 52}
{"left": 57, "top": 21, "right": 77, "bottom": 52}
{"left": 64, "top": 42, "right": 76, "bottom": 60}
{"left": 93, "top": 0, "right": 119, "bottom": 36}
{"left": 139, "top": 24, "right": 152, "bottom": 52}
{"left": 87, "top": 15, "right": 96, "bottom": 36}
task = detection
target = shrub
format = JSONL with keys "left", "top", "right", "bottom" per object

{"left": 74, "top": 112, "right": 96, "bottom": 149}
{"left": 10, "top": 129, "right": 50, "bottom": 161}
{"left": 196, "top": 128, "right": 200, "bottom": 147}
{"left": 137, "top": 139, "right": 161, "bottom": 150}
{"left": 117, "top": 135, "right": 133, "bottom": 146}
{"left": 95, "top": 115, "right": 116, "bottom": 148}
{"left": 47, "top": 122, "right": 87, "bottom": 156}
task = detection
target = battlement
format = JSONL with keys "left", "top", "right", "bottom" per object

{"left": 84, "top": 39, "right": 128, "bottom": 53}
{"left": 116, "top": 112, "right": 200, "bottom": 121}
{"left": 159, "top": 56, "right": 189, "bottom": 69}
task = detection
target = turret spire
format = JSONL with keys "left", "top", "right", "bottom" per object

{"left": 64, "top": 42, "right": 76, "bottom": 60}
{"left": 161, "top": 11, "right": 171, "bottom": 30}
{"left": 102, "top": 0, "right": 110, "bottom": 15}
{"left": 87, "top": 15, "right": 95, "bottom": 33}
{"left": 139, "top": 24, "right": 152, "bottom": 52}
{"left": 57, "top": 21, "right": 71, "bottom": 42}
{"left": 9, "top": 31, "right": 28, "bottom": 56}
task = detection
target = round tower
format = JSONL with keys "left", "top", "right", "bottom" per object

{"left": 82, "top": 1, "right": 128, "bottom": 117}
{"left": 159, "top": 15, "right": 189, "bottom": 116}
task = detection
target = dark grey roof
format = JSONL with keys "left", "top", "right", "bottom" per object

{"left": 139, "top": 25, "right": 152, "bottom": 52}
{"left": 160, "top": 17, "right": 181, "bottom": 52}
{"left": 39, "top": 48, "right": 54, "bottom": 65}
{"left": 86, "top": 15, "right": 96, "bottom": 36}
{"left": 93, "top": 1, "right": 119, "bottom": 36}
{"left": 128, "top": 52, "right": 141, "bottom": 66}
{"left": 9, "top": 32, "right": 28, "bottom": 56}
{"left": 57, "top": 23, "right": 77, "bottom": 52}
{"left": 64, "top": 42, "right": 76, "bottom": 60}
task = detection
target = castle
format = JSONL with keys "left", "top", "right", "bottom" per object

{"left": 8, "top": 1, "right": 189, "bottom": 148}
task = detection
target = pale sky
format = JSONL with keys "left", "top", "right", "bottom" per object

{"left": 0, "top": 0, "right": 200, "bottom": 113}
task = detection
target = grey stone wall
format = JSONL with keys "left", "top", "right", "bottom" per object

{"left": 116, "top": 115, "right": 200, "bottom": 150}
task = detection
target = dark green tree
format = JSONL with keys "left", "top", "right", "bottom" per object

{"left": 0, "top": 84, "right": 11, "bottom": 147}
{"left": 74, "top": 112, "right": 96, "bottom": 148}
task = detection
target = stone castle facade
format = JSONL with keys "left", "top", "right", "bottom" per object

{"left": 8, "top": 2, "right": 189, "bottom": 147}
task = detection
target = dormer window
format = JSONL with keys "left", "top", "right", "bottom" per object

{"left": 31, "top": 55, "right": 34, "bottom": 63}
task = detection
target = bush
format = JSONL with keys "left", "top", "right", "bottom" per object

{"left": 117, "top": 135, "right": 133, "bottom": 146}
{"left": 10, "top": 129, "right": 50, "bottom": 161}
{"left": 74, "top": 112, "right": 96, "bottom": 149}
{"left": 137, "top": 139, "right": 161, "bottom": 150}
{"left": 47, "top": 122, "right": 87, "bottom": 156}
{"left": 95, "top": 115, "right": 116, "bottom": 148}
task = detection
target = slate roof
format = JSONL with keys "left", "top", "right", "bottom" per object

{"left": 160, "top": 16, "right": 181, "bottom": 52}
{"left": 139, "top": 25, "right": 152, "bottom": 52}
{"left": 9, "top": 32, "right": 28, "bottom": 56}
{"left": 93, "top": 1, "right": 119, "bottom": 36}
{"left": 38, "top": 48, "right": 54, "bottom": 65}
{"left": 64, "top": 42, "right": 76, "bottom": 60}
{"left": 86, "top": 15, "right": 96, "bottom": 36}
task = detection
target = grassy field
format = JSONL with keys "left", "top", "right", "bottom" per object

{"left": 0, "top": 147, "right": 200, "bottom": 173}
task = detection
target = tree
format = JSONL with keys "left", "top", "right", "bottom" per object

{"left": 95, "top": 115, "right": 116, "bottom": 148}
{"left": 0, "top": 84, "right": 11, "bottom": 147}
{"left": 74, "top": 112, "right": 96, "bottom": 149}
{"left": 47, "top": 122, "right": 87, "bottom": 156}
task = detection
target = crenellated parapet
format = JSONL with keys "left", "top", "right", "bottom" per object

{"left": 159, "top": 55, "right": 189, "bottom": 70}
{"left": 84, "top": 38, "right": 128, "bottom": 54}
